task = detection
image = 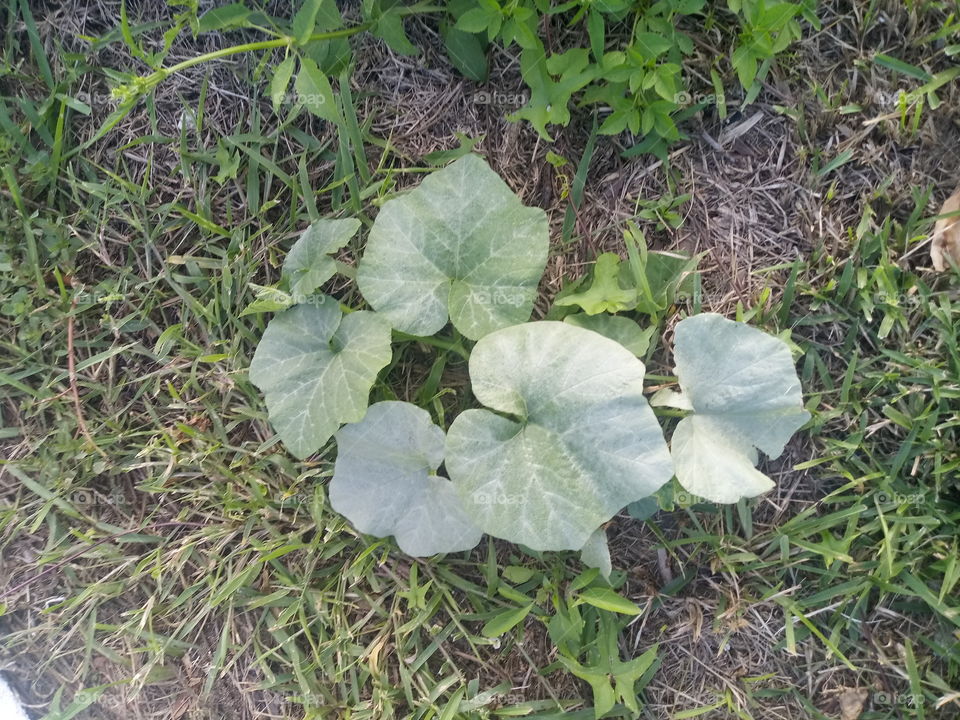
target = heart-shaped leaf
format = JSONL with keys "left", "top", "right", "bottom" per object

{"left": 329, "top": 402, "right": 482, "bottom": 556}
{"left": 660, "top": 313, "right": 810, "bottom": 503}
{"left": 445, "top": 321, "right": 673, "bottom": 550}
{"left": 357, "top": 154, "right": 549, "bottom": 340}
{"left": 283, "top": 218, "right": 360, "bottom": 298}
{"left": 249, "top": 298, "right": 391, "bottom": 459}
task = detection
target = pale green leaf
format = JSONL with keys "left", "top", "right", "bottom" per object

{"left": 446, "top": 321, "right": 673, "bottom": 550}
{"left": 330, "top": 402, "right": 481, "bottom": 556}
{"left": 282, "top": 218, "right": 360, "bottom": 298}
{"left": 357, "top": 154, "right": 549, "bottom": 340}
{"left": 580, "top": 528, "right": 612, "bottom": 580}
{"left": 248, "top": 299, "right": 391, "bottom": 458}
{"left": 669, "top": 314, "right": 810, "bottom": 503}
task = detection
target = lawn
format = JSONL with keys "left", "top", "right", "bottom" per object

{"left": 0, "top": 0, "right": 958, "bottom": 719}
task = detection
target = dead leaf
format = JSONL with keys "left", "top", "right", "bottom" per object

{"left": 838, "top": 687, "right": 868, "bottom": 720}
{"left": 931, "top": 186, "right": 960, "bottom": 271}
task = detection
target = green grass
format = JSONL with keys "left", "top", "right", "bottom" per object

{"left": 1, "top": 1, "right": 960, "bottom": 719}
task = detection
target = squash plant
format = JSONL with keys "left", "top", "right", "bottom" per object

{"left": 247, "top": 153, "right": 810, "bottom": 568}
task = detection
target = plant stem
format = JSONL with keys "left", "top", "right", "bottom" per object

{"left": 141, "top": 25, "right": 373, "bottom": 89}
{"left": 394, "top": 331, "right": 470, "bottom": 361}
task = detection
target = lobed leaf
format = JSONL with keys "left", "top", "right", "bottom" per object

{"left": 445, "top": 321, "right": 673, "bottom": 551}
{"left": 249, "top": 299, "right": 391, "bottom": 459}
{"left": 664, "top": 313, "right": 810, "bottom": 503}
{"left": 282, "top": 218, "right": 360, "bottom": 298}
{"left": 329, "top": 402, "right": 481, "bottom": 556}
{"left": 357, "top": 154, "right": 549, "bottom": 340}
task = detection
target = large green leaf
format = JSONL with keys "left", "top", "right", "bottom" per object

{"left": 357, "top": 154, "right": 549, "bottom": 340}
{"left": 282, "top": 218, "right": 360, "bottom": 298}
{"left": 248, "top": 299, "right": 391, "bottom": 459}
{"left": 445, "top": 321, "right": 673, "bottom": 550}
{"left": 658, "top": 313, "right": 810, "bottom": 503}
{"left": 329, "top": 402, "right": 482, "bottom": 556}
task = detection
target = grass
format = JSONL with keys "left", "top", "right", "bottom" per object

{"left": 1, "top": 0, "right": 959, "bottom": 719}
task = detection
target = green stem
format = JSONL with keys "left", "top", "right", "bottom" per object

{"left": 394, "top": 331, "right": 470, "bottom": 361}
{"left": 139, "top": 24, "right": 373, "bottom": 90}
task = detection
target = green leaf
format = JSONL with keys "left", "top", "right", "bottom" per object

{"left": 446, "top": 321, "right": 673, "bottom": 550}
{"left": 563, "top": 313, "right": 653, "bottom": 356}
{"left": 580, "top": 528, "right": 612, "bottom": 580}
{"left": 661, "top": 314, "right": 810, "bottom": 503}
{"left": 240, "top": 284, "right": 295, "bottom": 316}
{"left": 633, "top": 32, "right": 673, "bottom": 61}
{"left": 555, "top": 253, "right": 637, "bottom": 314}
{"left": 587, "top": 9, "right": 605, "bottom": 60}
{"left": 626, "top": 495, "right": 659, "bottom": 521}
{"left": 329, "top": 402, "right": 482, "bottom": 556}
{"left": 294, "top": 58, "right": 342, "bottom": 125}
{"left": 249, "top": 299, "right": 392, "bottom": 458}
{"left": 575, "top": 587, "right": 642, "bottom": 615}
{"left": 196, "top": 3, "right": 252, "bottom": 33}
{"left": 732, "top": 44, "right": 758, "bottom": 89}
{"left": 873, "top": 52, "right": 932, "bottom": 81}
{"left": 270, "top": 56, "right": 296, "bottom": 112}
{"left": 482, "top": 603, "right": 534, "bottom": 637}
{"left": 292, "top": 0, "right": 324, "bottom": 45}
{"left": 374, "top": 10, "right": 419, "bottom": 55}
{"left": 441, "top": 24, "right": 488, "bottom": 81}
{"left": 357, "top": 154, "right": 549, "bottom": 340}
{"left": 211, "top": 144, "right": 240, "bottom": 185}
{"left": 455, "top": 7, "right": 493, "bottom": 33}
{"left": 282, "top": 218, "right": 360, "bottom": 298}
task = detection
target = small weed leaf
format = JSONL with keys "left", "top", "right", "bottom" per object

{"left": 249, "top": 300, "right": 392, "bottom": 459}
{"left": 575, "top": 587, "right": 642, "bottom": 615}
{"left": 446, "top": 321, "right": 673, "bottom": 551}
{"left": 283, "top": 217, "right": 360, "bottom": 297}
{"left": 330, "top": 401, "right": 482, "bottom": 556}
{"left": 357, "top": 153, "right": 549, "bottom": 340}
{"left": 555, "top": 253, "right": 637, "bottom": 314}
{"left": 659, "top": 314, "right": 810, "bottom": 503}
